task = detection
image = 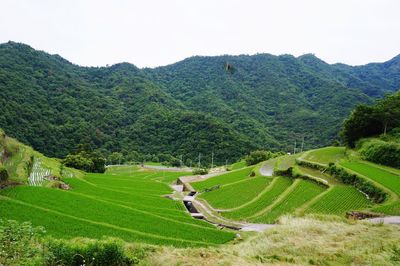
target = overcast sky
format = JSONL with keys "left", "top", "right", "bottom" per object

{"left": 1, "top": 0, "right": 399, "bottom": 68}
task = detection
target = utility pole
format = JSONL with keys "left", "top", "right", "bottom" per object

{"left": 180, "top": 155, "right": 183, "bottom": 168}
{"left": 198, "top": 153, "right": 201, "bottom": 168}
{"left": 211, "top": 151, "right": 214, "bottom": 169}
{"left": 293, "top": 140, "right": 297, "bottom": 154}
{"left": 225, "top": 159, "right": 228, "bottom": 169}
{"left": 300, "top": 137, "right": 305, "bottom": 153}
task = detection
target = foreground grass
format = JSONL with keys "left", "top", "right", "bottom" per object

{"left": 146, "top": 215, "right": 400, "bottom": 265}
{"left": 4, "top": 215, "right": 399, "bottom": 265}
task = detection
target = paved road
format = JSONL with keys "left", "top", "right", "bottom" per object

{"left": 368, "top": 216, "right": 400, "bottom": 224}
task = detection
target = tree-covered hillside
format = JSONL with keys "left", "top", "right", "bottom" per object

{"left": 0, "top": 42, "right": 251, "bottom": 164}
{"left": 0, "top": 41, "right": 399, "bottom": 164}
{"left": 145, "top": 54, "right": 377, "bottom": 149}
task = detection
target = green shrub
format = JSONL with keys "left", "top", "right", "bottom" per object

{"left": 0, "top": 220, "right": 46, "bottom": 265}
{"left": 192, "top": 168, "right": 208, "bottom": 175}
{"left": 0, "top": 166, "right": 8, "bottom": 182}
{"left": 359, "top": 139, "right": 400, "bottom": 168}
{"left": 245, "top": 150, "right": 273, "bottom": 166}
{"left": 46, "top": 238, "right": 133, "bottom": 266}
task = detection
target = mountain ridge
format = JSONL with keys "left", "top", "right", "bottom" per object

{"left": 1, "top": 41, "right": 399, "bottom": 163}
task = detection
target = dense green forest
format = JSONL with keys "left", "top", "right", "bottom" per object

{"left": 0, "top": 41, "right": 399, "bottom": 164}
{"left": 341, "top": 91, "right": 400, "bottom": 168}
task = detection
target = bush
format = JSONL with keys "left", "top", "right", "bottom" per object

{"left": 63, "top": 153, "right": 94, "bottom": 172}
{"left": 46, "top": 238, "right": 133, "bottom": 266}
{"left": 0, "top": 166, "right": 8, "bottom": 182}
{"left": 192, "top": 168, "right": 208, "bottom": 175}
{"left": 359, "top": 139, "right": 400, "bottom": 168}
{"left": 63, "top": 152, "right": 105, "bottom": 173}
{"left": 244, "top": 150, "right": 273, "bottom": 166}
{"left": 0, "top": 220, "right": 46, "bottom": 265}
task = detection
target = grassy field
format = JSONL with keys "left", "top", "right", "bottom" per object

{"left": 148, "top": 215, "right": 400, "bottom": 265}
{"left": 303, "top": 147, "right": 346, "bottom": 165}
{"left": 0, "top": 166, "right": 235, "bottom": 247}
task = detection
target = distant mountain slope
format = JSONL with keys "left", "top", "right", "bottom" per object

{"left": 0, "top": 42, "right": 252, "bottom": 164}
{"left": 0, "top": 41, "right": 399, "bottom": 163}
{"left": 145, "top": 54, "right": 377, "bottom": 149}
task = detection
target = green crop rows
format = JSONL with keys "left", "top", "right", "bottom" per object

{"left": 0, "top": 167, "right": 234, "bottom": 247}
{"left": 199, "top": 176, "right": 271, "bottom": 209}
{"left": 222, "top": 176, "right": 293, "bottom": 220}
{"left": 341, "top": 161, "right": 400, "bottom": 195}
{"left": 191, "top": 166, "right": 254, "bottom": 191}
{"left": 251, "top": 179, "right": 325, "bottom": 223}
{"left": 305, "top": 186, "right": 370, "bottom": 215}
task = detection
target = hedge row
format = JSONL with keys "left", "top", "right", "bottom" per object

{"left": 292, "top": 166, "right": 329, "bottom": 188}
{"left": 295, "top": 158, "right": 327, "bottom": 171}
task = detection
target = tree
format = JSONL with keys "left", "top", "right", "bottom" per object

{"left": 244, "top": 150, "right": 273, "bottom": 166}
{"left": 63, "top": 154, "right": 93, "bottom": 172}
{"left": 341, "top": 92, "right": 400, "bottom": 147}
{"left": 108, "top": 152, "right": 124, "bottom": 165}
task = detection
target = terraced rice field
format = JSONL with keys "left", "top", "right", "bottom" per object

{"left": 303, "top": 147, "right": 346, "bottom": 165}
{"left": 0, "top": 166, "right": 234, "bottom": 247}
{"left": 222, "top": 176, "right": 293, "bottom": 219}
{"left": 229, "top": 160, "right": 246, "bottom": 170}
{"left": 191, "top": 166, "right": 254, "bottom": 191}
{"left": 251, "top": 179, "right": 325, "bottom": 223}
{"left": 28, "top": 158, "right": 51, "bottom": 186}
{"left": 199, "top": 176, "right": 271, "bottom": 209}
{"left": 305, "top": 186, "right": 370, "bottom": 215}
{"left": 341, "top": 161, "right": 400, "bottom": 195}
{"left": 276, "top": 154, "right": 300, "bottom": 171}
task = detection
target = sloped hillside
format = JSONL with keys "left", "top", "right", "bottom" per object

{"left": 0, "top": 128, "right": 80, "bottom": 186}
{"left": 1, "top": 41, "right": 400, "bottom": 163}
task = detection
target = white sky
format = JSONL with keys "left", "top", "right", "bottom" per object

{"left": 0, "top": 0, "right": 399, "bottom": 68}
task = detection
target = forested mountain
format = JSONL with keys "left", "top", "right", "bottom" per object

{"left": 0, "top": 41, "right": 399, "bottom": 164}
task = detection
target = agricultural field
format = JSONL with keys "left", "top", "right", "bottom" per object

{"left": 199, "top": 175, "right": 271, "bottom": 209}
{"left": 305, "top": 186, "right": 371, "bottom": 215}
{"left": 222, "top": 176, "right": 293, "bottom": 219}
{"left": 341, "top": 161, "right": 400, "bottom": 195}
{"left": 229, "top": 160, "right": 246, "bottom": 170}
{"left": 251, "top": 179, "right": 325, "bottom": 223}
{"left": 302, "top": 147, "right": 346, "bottom": 165}
{"left": 0, "top": 166, "right": 235, "bottom": 247}
{"left": 190, "top": 166, "right": 254, "bottom": 191}
{"left": 275, "top": 154, "right": 301, "bottom": 171}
